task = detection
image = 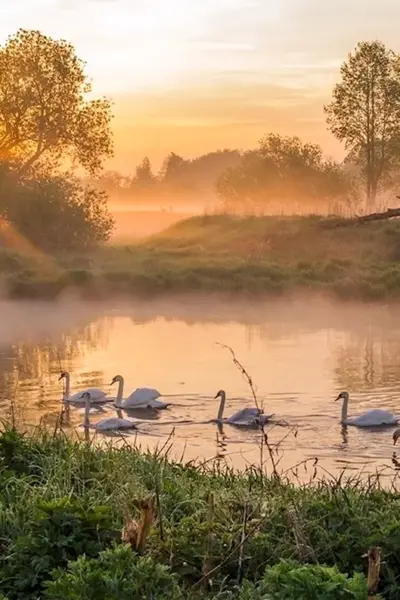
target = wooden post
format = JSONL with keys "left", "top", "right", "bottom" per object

{"left": 367, "top": 546, "right": 381, "bottom": 600}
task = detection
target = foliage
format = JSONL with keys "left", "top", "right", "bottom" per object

{"left": 91, "top": 150, "right": 241, "bottom": 203}
{"left": 156, "top": 150, "right": 241, "bottom": 190}
{"left": 44, "top": 545, "right": 182, "bottom": 599}
{"left": 216, "top": 135, "right": 357, "bottom": 211}
{"left": 159, "top": 152, "right": 188, "bottom": 183}
{"left": 237, "top": 560, "right": 372, "bottom": 599}
{"left": 132, "top": 156, "right": 156, "bottom": 188}
{"left": 0, "top": 29, "right": 114, "bottom": 252}
{"left": 1, "top": 496, "right": 118, "bottom": 599}
{"left": 0, "top": 29, "right": 112, "bottom": 176}
{"left": 0, "top": 172, "right": 114, "bottom": 252}
{"left": 325, "top": 40, "right": 400, "bottom": 207}
{"left": 0, "top": 428, "right": 399, "bottom": 598}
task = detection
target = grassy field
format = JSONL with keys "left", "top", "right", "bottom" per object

{"left": 0, "top": 425, "right": 397, "bottom": 599}
{"left": 2, "top": 214, "right": 400, "bottom": 300}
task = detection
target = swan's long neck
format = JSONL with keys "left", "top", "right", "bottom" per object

{"left": 115, "top": 377, "right": 124, "bottom": 407}
{"left": 341, "top": 396, "right": 349, "bottom": 424}
{"left": 64, "top": 373, "right": 70, "bottom": 401}
{"left": 217, "top": 392, "right": 226, "bottom": 421}
{"left": 84, "top": 399, "right": 91, "bottom": 428}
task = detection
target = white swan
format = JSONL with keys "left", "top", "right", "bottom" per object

{"left": 81, "top": 392, "right": 137, "bottom": 431}
{"left": 336, "top": 391, "right": 398, "bottom": 427}
{"left": 214, "top": 390, "right": 274, "bottom": 426}
{"left": 111, "top": 375, "right": 168, "bottom": 409}
{"left": 59, "top": 371, "right": 110, "bottom": 404}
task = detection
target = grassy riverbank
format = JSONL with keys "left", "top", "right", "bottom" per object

{"left": 3, "top": 214, "right": 400, "bottom": 300}
{"left": 0, "top": 426, "right": 398, "bottom": 599}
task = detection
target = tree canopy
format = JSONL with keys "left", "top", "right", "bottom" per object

{"left": 325, "top": 40, "right": 400, "bottom": 208}
{"left": 0, "top": 29, "right": 114, "bottom": 252}
{"left": 0, "top": 29, "right": 113, "bottom": 177}
{"left": 132, "top": 156, "right": 155, "bottom": 187}
{"left": 216, "top": 134, "right": 356, "bottom": 212}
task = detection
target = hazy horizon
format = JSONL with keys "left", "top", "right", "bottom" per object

{"left": 3, "top": 1, "right": 400, "bottom": 173}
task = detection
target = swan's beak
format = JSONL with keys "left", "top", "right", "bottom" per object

{"left": 334, "top": 394, "right": 341, "bottom": 402}
{"left": 214, "top": 392, "right": 219, "bottom": 399}
{"left": 110, "top": 378, "right": 116, "bottom": 385}
{"left": 58, "top": 374, "right": 64, "bottom": 381}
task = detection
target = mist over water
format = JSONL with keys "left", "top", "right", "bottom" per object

{"left": 1, "top": 294, "right": 400, "bottom": 477}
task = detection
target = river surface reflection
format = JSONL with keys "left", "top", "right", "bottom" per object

{"left": 1, "top": 295, "right": 400, "bottom": 479}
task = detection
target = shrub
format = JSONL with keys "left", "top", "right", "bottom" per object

{"left": 236, "top": 560, "right": 373, "bottom": 600}
{"left": 1, "top": 498, "right": 118, "bottom": 600}
{"left": 44, "top": 544, "right": 182, "bottom": 599}
{"left": 0, "top": 173, "right": 114, "bottom": 253}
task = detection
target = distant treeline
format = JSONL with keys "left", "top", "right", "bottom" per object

{"left": 90, "top": 40, "right": 400, "bottom": 214}
{"left": 89, "top": 138, "right": 358, "bottom": 214}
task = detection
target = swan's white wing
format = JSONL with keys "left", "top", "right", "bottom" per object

{"left": 226, "top": 407, "right": 260, "bottom": 424}
{"left": 96, "top": 418, "right": 136, "bottom": 431}
{"left": 68, "top": 388, "right": 108, "bottom": 403}
{"left": 125, "top": 388, "right": 161, "bottom": 406}
{"left": 350, "top": 409, "right": 398, "bottom": 427}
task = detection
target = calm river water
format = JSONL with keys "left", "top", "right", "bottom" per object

{"left": 1, "top": 295, "right": 400, "bottom": 479}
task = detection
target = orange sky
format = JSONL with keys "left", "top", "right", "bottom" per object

{"left": 3, "top": 0, "right": 400, "bottom": 173}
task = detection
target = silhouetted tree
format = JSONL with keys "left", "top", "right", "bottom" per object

{"left": 159, "top": 152, "right": 187, "bottom": 182}
{"left": 217, "top": 134, "right": 356, "bottom": 210}
{"left": 157, "top": 149, "right": 241, "bottom": 196}
{"left": 132, "top": 156, "right": 155, "bottom": 187}
{"left": 0, "top": 29, "right": 113, "bottom": 177}
{"left": 325, "top": 41, "right": 400, "bottom": 208}
{"left": 0, "top": 29, "right": 114, "bottom": 250}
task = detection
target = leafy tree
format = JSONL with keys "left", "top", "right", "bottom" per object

{"left": 0, "top": 29, "right": 113, "bottom": 176}
{"left": 132, "top": 156, "right": 155, "bottom": 186}
{"left": 217, "top": 134, "right": 356, "bottom": 211}
{"left": 159, "top": 152, "right": 187, "bottom": 182}
{"left": 325, "top": 40, "right": 400, "bottom": 208}
{"left": 0, "top": 30, "right": 114, "bottom": 251}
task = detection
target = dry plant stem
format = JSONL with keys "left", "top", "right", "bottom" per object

{"left": 194, "top": 508, "right": 271, "bottom": 589}
{"left": 217, "top": 342, "right": 268, "bottom": 475}
{"left": 155, "top": 467, "right": 164, "bottom": 541}
{"left": 367, "top": 546, "right": 381, "bottom": 599}
{"left": 121, "top": 517, "right": 139, "bottom": 549}
{"left": 155, "top": 427, "right": 175, "bottom": 459}
{"left": 201, "top": 492, "right": 215, "bottom": 589}
{"left": 286, "top": 504, "right": 316, "bottom": 562}
{"left": 137, "top": 496, "right": 156, "bottom": 555}
{"left": 216, "top": 343, "right": 259, "bottom": 409}
{"left": 9, "top": 373, "right": 19, "bottom": 429}
{"left": 237, "top": 501, "right": 248, "bottom": 583}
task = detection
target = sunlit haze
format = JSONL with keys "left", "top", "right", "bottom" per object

{"left": 2, "top": 0, "right": 400, "bottom": 171}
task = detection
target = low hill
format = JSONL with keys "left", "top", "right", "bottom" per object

{"left": 2, "top": 214, "right": 400, "bottom": 300}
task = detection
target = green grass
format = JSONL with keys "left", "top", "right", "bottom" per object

{"left": 3, "top": 214, "right": 400, "bottom": 300}
{"left": 0, "top": 424, "right": 398, "bottom": 598}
